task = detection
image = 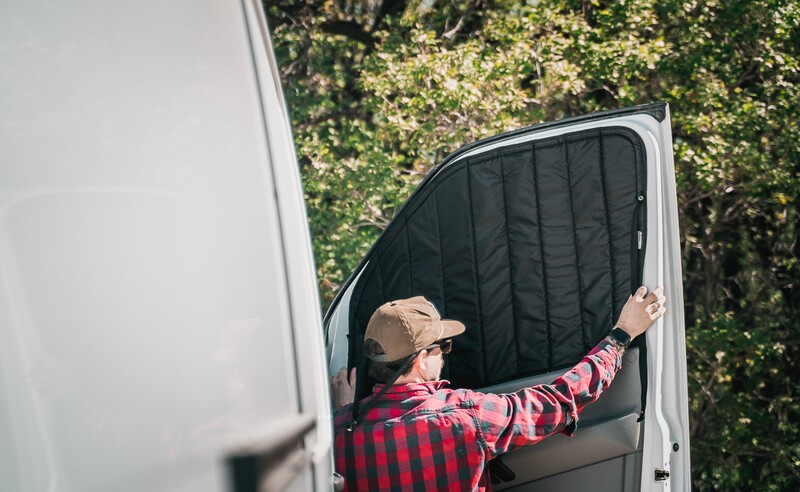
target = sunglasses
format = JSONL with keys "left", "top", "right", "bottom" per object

{"left": 425, "top": 338, "right": 453, "bottom": 355}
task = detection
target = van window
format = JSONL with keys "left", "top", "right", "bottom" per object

{"left": 344, "top": 127, "right": 646, "bottom": 390}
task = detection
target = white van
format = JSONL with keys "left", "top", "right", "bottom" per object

{"left": 2, "top": 1, "right": 690, "bottom": 491}
{"left": 1, "top": 1, "right": 332, "bottom": 491}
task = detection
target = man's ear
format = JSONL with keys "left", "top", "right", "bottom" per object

{"left": 414, "top": 351, "right": 428, "bottom": 372}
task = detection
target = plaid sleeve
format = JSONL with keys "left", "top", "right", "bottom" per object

{"left": 472, "top": 339, "right": 623, "bottom": 457}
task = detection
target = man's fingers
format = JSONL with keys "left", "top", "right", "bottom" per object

{"left": 649, "top": 306, "right": 667, "bottom": 320}
{"left": 634, "top": 285, "right": 648, "bottom": 302}
{"left": 349, "top": 367, "right": 357, "bottom": 387}
{"left": 646, "top": 302, "right": 662, "bottom": 314}
{"left": 645, "top": 292, "right": 666, "bottom": 314}
{"left": 641, "top": 285, "right": 665, "bottom": 305}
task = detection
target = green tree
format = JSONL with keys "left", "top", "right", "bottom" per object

{"left": 265, "top": 0, "right": 800, "bottom": 488}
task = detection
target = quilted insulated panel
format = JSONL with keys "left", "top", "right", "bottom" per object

{"left": 347, "top": 126, "right": 647, "bottom": 389}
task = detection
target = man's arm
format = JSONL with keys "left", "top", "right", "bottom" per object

{"left": 472, "top": 338, "right": 622, "bottom": 456}
{"left": 474, "top": 285, "right": 666, "bottom": 457}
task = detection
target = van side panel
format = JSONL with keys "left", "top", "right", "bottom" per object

{"left": 0, "top": 1, "right": 327, "bottom": 490}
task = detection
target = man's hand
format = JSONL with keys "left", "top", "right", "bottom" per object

{"left": 615, "top": 286, "right": 667, "bottom": 340}
{"left": 330, "top": 367, "right": 357, "bottom": 409}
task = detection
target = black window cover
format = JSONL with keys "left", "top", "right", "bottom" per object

{"left": 340, "top": 124, "right": 647, "bottom": 392}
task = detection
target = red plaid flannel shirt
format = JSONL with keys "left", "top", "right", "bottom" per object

{"left": 333, "top": 339, "right": 623, "bottom": 491}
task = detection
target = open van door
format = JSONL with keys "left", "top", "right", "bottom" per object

{"left": 325, "top": 103, "right": 690, "bottom": 490}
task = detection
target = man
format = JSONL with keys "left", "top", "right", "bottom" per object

{"left": 331, "top": 286, "right": 666, "bottom": 491}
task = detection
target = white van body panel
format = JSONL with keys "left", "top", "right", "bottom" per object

{"left": 640, "top": 110, "right": 692, "bottom": 491}
{"left": 1, "top": 1, "right": 332, "bottom": 491}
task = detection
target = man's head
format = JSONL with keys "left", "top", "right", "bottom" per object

{"left": 362, "top": 296, "right": 465, "bottom": 384}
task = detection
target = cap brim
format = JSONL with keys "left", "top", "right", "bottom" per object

{"left": 438, "top": 319, "right": 465, "bottom": 339}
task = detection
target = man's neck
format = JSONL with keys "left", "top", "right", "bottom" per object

{"left": 394, "top": 375, "right": 428, "bottom": 384}
{"left": 394, "top": 370, "right": 437, "bottom": 385}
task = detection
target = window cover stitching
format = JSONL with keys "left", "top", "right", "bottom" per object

{"left": 597, "top": 131, "right": 618, "bottom": 322}
{"left": 530, "top": 140, "right": 554, "bottom": 370}
{"left": 499, "top": 150, "right": 521, "bottom": 376}
{"left": 466, "top": 159, "right": 488, "bottom": 383}
{"left": 564, "top": 137, "right": 589, "bottom": 353}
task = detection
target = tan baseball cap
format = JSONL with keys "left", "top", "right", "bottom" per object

{"left": 363, "top": 296, "right": 465, "bottom": 362}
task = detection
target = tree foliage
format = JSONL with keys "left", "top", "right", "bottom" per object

{"left": 265, "top": 0, "right": 800, "bottom": 488}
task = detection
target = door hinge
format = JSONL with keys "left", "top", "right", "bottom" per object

{"left": 654, "top": 468, "right": 670, "bottom": 482}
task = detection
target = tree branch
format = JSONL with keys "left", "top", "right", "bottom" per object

{"left": 320, "top": 19, "right": 376, "bottom": 47}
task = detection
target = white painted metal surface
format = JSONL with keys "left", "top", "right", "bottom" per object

{"left": 0, "top": 1, "right": 332, "bottom": 491}
{"left": 640, "top": 108, "right": 692, "bottom": 491}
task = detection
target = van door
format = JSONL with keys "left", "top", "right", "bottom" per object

{"left": 325, "top": 103, "right": 690, "bottom": 490}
